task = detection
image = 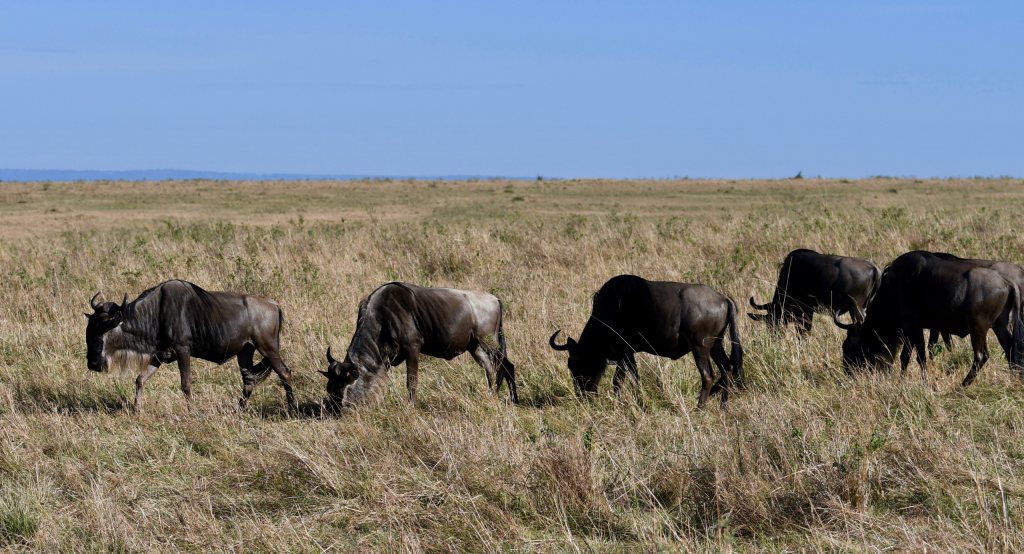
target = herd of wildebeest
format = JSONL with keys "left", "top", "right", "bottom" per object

{"left": 82, "top": 249, "right": 1024, "bottom": 414}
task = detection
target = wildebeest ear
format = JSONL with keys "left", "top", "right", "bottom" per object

{"left": 83, "top": 312, "right": 91, "bottom": 319}
{"left": 319, "top": 370, "right": 330, "bottom": 377}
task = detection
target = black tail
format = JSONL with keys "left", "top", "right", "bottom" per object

{"left": 1010, "top": 284, "right": 1024, "bottom": 373}
{"left": 727, "top": 299, "right": 745, "bottom": 389}
{"left": 494, "top": 300, "right": 518, "bottom": 403}
{"left": 865, "top": 265, "right": 883, "bottom": 310}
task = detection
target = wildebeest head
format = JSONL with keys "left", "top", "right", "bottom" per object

{"left": 747, "top": 297, "right": 783, "bottom": 325}
{"left": 832, "top": 307, "right": 891, "bottom": 371}
{"left": 321, "top": 346, "right": 359, "bottom": 411}
{"left": 84, "top": 292, "right": 128, "bottom": 371}
{"left": 549, "top": 330, "right": 604, "bottom": 393}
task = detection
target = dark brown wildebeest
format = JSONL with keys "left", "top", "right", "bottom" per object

{"left": 926, "top": 253, "right": 1024, "bottom": 351}
{"left": 549, "top": 274, "right": 743, "bottom": 409}
{"left": 832, "top": 251, "right": 1024, "bottom": 386}
{"left": 85, "top": 280, "right": 294, "bottom": 413}
{"left": 748, "top": 249, "right": 881, "bottom": 334}
{"left": 321, "top": 283, "right": 517, "bottom": 410}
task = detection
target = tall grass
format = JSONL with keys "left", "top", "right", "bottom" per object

{"left": 1, "top": 179, "right": 1024, "bottom": 551}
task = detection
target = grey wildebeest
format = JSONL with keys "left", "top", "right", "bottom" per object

{"left": 548, "top": 275, "right": 743, "bottom": 409}
{"left": 832, "top": 251, "right": 1024, "bottom": 386}
{"left": 321, "top": 283, "right": 517, "bottom": 410}
{"left": 748, "top": 249, "right": 881, "bottom": 334}
{"left": 85, "top": 280, "right": 294, "bottom": 413}
{"left": 925, "top": 253, "right": 1024, "bottom": 351}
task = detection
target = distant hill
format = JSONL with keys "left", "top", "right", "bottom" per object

{"left": 0, "top": 169, "right": 525, "bottom": 182}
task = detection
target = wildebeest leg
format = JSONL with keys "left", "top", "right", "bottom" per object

{"left": 612, "top": 352, "right": 638, "bottom": 394}
{"left": 900, "top": 339, "right": 912, "bottom": 376}
{"left": 236, "top": 344, "right": 257, "bottom": 409}
{"left": 470, "top": 344, "right": 499, "bottom": 392}
{"left": 133, "top": 361, "right": 161, "bottom": 414}
{"left": 961, "top": 331, "right": 990, "bottom": 387}
{"left": 708, "top": 341, "right": 733, "bottom": 405}
{"left": 264, "top": 355, "right": 295, "bottom": 414}
{"left": 694, "top": 351, "right": 716, "bottom": 410}
{"left": 406, "top": 345, "right": 422, "bottom": 405}
{"left": 910, "top": 330, "right": 931, "bottom": 386}
{"left": 175, "top": 348, "right": 194, "bottom": 409}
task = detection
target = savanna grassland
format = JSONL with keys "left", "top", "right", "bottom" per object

{"left": 3, "top": 176, "right": 1024, "bottom": 552}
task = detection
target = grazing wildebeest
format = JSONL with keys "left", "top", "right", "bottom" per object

{"left": 85, "top": 280, "right": 294, "bottom": 413}
{"left": 548, "top": 275, "right": 743, "bottom": 409}
{"left": 321, "top": 283, "right": 517, "bottom": 410}
{"left": 926, "top": 253, "right": 1024, "bottom": 351}
{"left": 748, "top": 249, "right": 881, "bottom": 333}
{"left": 832, "top": 251, "right": 1024, "bottom": 386}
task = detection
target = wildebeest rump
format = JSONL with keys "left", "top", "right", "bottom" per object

{"left": 549, "top": 275, "right": 743, "bottom": 409}
{"left": 749, "top": 249, "right": 881, "bottom": 333}
{"left": 322, "top": 283, "right": 517, "bottom": 409}
{"left": 832, "top": 251, "right": 1024, "bottom": 386}
{"left": 926, "top": 253, "right": 1024, "bottom": 350}
{"left": 85, "top": 280, "right": 294, "bottom": 413}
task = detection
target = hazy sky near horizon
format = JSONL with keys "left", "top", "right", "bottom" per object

{"left": 1, "top": 1, "right": 1021, "bottom": 178}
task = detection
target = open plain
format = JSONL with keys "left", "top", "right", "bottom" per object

{"left": 2, "top": 177, "right": 1024, "bottom": 552}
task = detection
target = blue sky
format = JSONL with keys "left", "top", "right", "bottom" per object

{"left": 1, "top": 1, "right": 1021, "bottom": 178}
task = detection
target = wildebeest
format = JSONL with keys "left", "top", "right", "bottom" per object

{"left": 321, "top": 283, "right": 517, "bottom": 410}
{"left": 749, "top": 249, "right": 881, "bottom": 333}
{"left": 85, "top": 280, "right": 294, "bottom": 413}
{"left": 832, "top": 251, "right": 1024, "bottom": 386}
{"left": 548, "top": 275, "right": 743, "bottom": 409}
{"left": 926, "top": 253, "right": 1024, "bottom": 351}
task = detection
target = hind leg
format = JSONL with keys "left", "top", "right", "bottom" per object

{"left": 470, "top": 344, "right": 500, "bottom": 393}
{"left": 236, "top": 344, "right": 258, "bottom": 409}
{"left": 709, "top": 340, "right": 733, "bottom": 405}
{"left": 962, "top": 331, "right": 990, "bottom": 387}
{"left": 256, "top": 347, "right": 295, "bottom": 414}
{"left": 694, "top": 350, "right": 716, "bottom": 410}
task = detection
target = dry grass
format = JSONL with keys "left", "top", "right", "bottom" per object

{"left": 2, "top": 177, "right": 1024, "bottom": 552}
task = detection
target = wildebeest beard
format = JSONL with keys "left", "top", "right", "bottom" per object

{"left": 339, "top": 311, "right": 393, "bottom": 406}
{"left": 100, "top": 325, "right": 153, "bottom": 376}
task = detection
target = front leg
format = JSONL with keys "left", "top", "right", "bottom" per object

{"left": 911, "top": 330, "right": 931, "bottom": 387}
{"left": 176, "top": 347, "right": 194, "bottom": 408}
{"left": 612, "top": 352, "right": 638, "bottom": 394}
{"left": 405, "top": 346, "right": 422, "bottom": 405}
{"left": 134, "top": 361, "right": 161, "bottom": 414}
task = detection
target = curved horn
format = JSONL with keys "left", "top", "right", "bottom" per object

{"left": 832, "top": 309, "right": 856, "bottom": 331}
{"left": 120, "top": 293, "right": 128, "bottom": 308}
{"left": 90, "top": 292, "right": 102, "bottom": 310}
{"left": 549, "top": 330, "right": 572, "bottom": 351}
{"left": 749, "top": 297, "right": 771, "bottom": 311}
{"left": 326, "top": 346, "right": 336, "bottom": 364}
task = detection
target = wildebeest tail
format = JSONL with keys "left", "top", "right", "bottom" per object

{"left": 865, "top": 265, "right": 884, "bottom": 310}
{"left": 727, "top": 298, "right": 745, "bottom": 389}
{"left": 1010, "top": 283, "right": 1024, "bottom": 373}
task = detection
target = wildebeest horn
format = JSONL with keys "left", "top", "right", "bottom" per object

{"left": 549, "top": 330, "right": 571, "bottom": 351}
{"left": 832, "top": 309, "right": 857, "bottom": 331}
{"left": 326, "top": 346, "right": 336, "bottom": 364}
{"left": 749, "top": 297, "right": 771, "bottom": 310}
{"left": 120, "top": 293, "right": 128, "bottom": 308}
{"left": 90, "top": 291, "right": 102, "bottom": 310}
